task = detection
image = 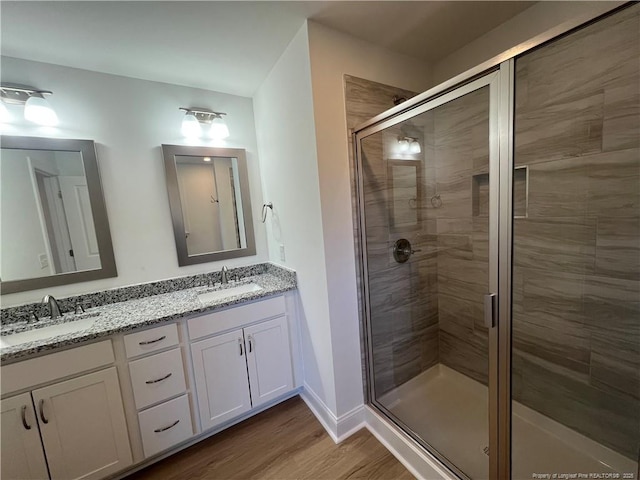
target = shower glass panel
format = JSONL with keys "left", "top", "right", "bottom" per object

{"left": 359, "top": 79, "right": 496, "bottom": 479}
{"left": 511, "top": 5, "right": 640, "bottom": 479}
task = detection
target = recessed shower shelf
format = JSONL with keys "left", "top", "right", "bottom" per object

{"left": 472, "top": 166, "right": 528, "bottom": 218}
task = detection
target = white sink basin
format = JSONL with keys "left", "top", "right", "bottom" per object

{"left": 0, "top": 317, "right": 98, "bottom": 348}
{"left": 197, "top": 283, "right": 262, "bottom": 304}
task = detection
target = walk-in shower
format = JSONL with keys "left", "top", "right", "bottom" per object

{"left": 353, "top": 5, "right": 639, "bottom": 479}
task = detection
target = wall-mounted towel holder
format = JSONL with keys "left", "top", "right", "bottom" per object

{"left": 261, "top": 203, "right": 273, "bottom": 223}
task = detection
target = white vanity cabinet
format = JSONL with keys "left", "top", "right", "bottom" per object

{"left": 124, "top": 323, "right": 194, "bottom": 458}
{"left": 189, "top": 296, "right": 294, "bottom": 431}
{"left": 1, "top": 392, "right": 49, "bottom": 480}
{"left": 0, "top": 341, "right": 133, "bottom": 480}
{"left": 32, "top": 368, "right": 132, "bottom": 480}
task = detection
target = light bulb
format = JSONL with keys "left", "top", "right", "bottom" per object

{"left": 0, "top": 103, "right": 10, "bottom": 123}
{"left": 209, "top": 116, "right": 229, "bottom": 140}
{"left": 181, "top": 113, "right": 202, "bottom": 138}
{"left": 409, "top": 140, "right": 421, "bottom": 154}
{"left": 398, "top": 138, "right": 410, "bottom": 153}
{"left": 24, "top": 95, "right": 58, "bottom": 126}
{"left": 203, "top": 157, "right": 211, "bottom": 162}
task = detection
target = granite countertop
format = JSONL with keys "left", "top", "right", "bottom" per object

{"left": 1, "top": 272, "right": 295, "bottom": 363}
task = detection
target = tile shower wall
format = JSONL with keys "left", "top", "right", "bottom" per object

{"left": 512, "top": 5, "right": 639, "bottom": 459}
{"left": 345, "top": 76, "right": 440, "bottom": 396}
{"left": 347, "top": 75, "right": 491, "bottom": 396}
{"left": 432, "top": 88, "right": 490, "bottom": 385}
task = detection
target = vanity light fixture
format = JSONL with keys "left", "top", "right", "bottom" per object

{"left": 181, "top": 112, "right": 202, "bottom": 138}
{"left": 0, "top": 84, "right": 59, "bottom": 126}
{"left": 397, "top": 136, "right": 421, "bottom": 155}
{"left": 179, "top": 107, "right": 230, "bottom": 140}
{"left": 0, "top": 102, "right": 10, "bottom": 123}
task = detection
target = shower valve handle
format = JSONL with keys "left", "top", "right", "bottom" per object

{"left": 393, "top": 239, "right": 419, "bottom": 263}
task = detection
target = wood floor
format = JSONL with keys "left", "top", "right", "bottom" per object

{"left": 126, "top": 396, "right": 414, "bottom": 480}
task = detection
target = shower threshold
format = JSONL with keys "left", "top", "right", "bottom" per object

{"left": 379, "top": 364, "right": 636, "bottom": 480}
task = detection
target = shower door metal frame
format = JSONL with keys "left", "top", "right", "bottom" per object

{"left": 353, "top": 68, "right": 507, "bottom": 479}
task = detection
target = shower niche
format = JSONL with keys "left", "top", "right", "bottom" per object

{"left": 473, "top": 166, "right": 528, "bottom": 218}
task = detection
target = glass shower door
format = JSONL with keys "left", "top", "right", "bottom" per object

{"left": 356, "top": 73, "right": 500, "bottom": 479}
{"left": 511, "top": 5, "right": 640, "bottom": 479}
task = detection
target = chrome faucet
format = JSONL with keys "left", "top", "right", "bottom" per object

{"left": 42, "top": 295, "right": 62, "bottom": 319}
{"left": 221, "top": 266, "right": 229, "bottom": 285}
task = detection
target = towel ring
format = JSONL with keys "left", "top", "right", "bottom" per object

{"left": 261, "top": 203, "right": 273, "bottom": 223}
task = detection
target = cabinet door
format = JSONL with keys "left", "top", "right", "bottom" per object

{"left": 1, "top": 393, "right": 49, "bottom": 480}
{"left": 245, "top": 316, "right": 294, "bottom": 407}
{"left": 32, "top": 367, "right": 132, "bottom": 480}
{"left": 191, "top": 330, "right": 252, "bottom": 431}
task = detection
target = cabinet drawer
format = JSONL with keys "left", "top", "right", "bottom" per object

{"left": 124, "top": 324, "right": 179, "bottom": 358}
{"left": 138, "top": 394, "right": 193, "bottom": 458}
{"left": 188, "top": 295, "right": 285, "bottom": 340}
{"left": 129, "top": 348, "right": 187, "bottom": 409}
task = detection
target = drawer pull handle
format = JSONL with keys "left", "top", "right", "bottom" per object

{"left": 154, "top": 419, "right": 180, "bottom": 433}
{"left": 38, "top": 399, "right": 49, "bottom": 424}
{"left": 139, "top": 335, "right": 167, "bottom": 346}
{"left": 238, "top": 338, "right": 244, "bottom": 356}
{"left": 21, "top": 405, "right": 32, "bottom": 430}
{"left": 145, "top": 372, "right": 173, "bottom": 384}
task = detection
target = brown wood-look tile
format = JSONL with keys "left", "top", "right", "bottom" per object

{"left": 345, "top": 75, "right": 416, "bottom": 129}
{"left": 514, "top": 91, "right": 604, "bottom": 166}
{"left": 512, "top": 311, "right": 591, "bottom": 376}
{"left": 595, "top": 217, "right": 640, "bottom": 281}
{"left": 126, "top": 397, "right": 414, "bottom": 480}
{"left": 516, "top": 6, "right": 639, "bottom": 110}
{"left": 513, "top": 217, "right": 597, "bottom": 275}
{"left": 439, "top": 330, "right": 488, "bottom": 385}
{"left": 526, "top": 157, "right": 590, "bottom": 217}
{"left": 602, "top": 79, "right": 640, "bottom": 152}
{"left": 513, "top": 352, "right": 639, "bottom": 460}
{"left": 585, "top": 148, "right": 640, "bottom": 218}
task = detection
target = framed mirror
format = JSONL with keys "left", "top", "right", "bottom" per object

{"left": 1, "top": 135, "right": 117, "bottom": 294}
{"left": 162, "top": 145, "right": 255, "bottom": 266}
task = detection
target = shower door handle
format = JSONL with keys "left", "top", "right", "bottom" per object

{"left": 484, "top": 293, "right": 497, "bottom": 328}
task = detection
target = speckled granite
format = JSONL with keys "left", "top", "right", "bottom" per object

{"left": 1, "top": 262, "right": 295, "bottom": 324}
{"left": 1, "top": 263, "right": 296, "bottom": 363}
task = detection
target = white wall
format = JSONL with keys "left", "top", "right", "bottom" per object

{"left": 433, "top": 1, "right": 623, "bottom": 85}
{"left": 253, "top": 24, "right": 338, "bottom": 412}
{"left": 1, "top": 56, "right": 267, "bottom": 306}
{"left": 306, "top": 22, "right": 431, "bottom": 418}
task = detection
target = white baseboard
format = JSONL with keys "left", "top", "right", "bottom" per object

{"left": 365, "top": 406, "right": 456, "bottom": 480}
{"left": 300, "top": 383, "right": 365, "bottom": 444}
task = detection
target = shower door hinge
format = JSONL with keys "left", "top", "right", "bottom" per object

{"left": 484, "top": 293, "right": 497, "bottom": 328}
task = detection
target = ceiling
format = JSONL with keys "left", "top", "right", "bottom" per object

{"left": 1, "top": 1, "right": 534, "bottom": 97}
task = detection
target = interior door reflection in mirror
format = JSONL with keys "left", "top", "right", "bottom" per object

{"left": 175, "top": 155, "right": 246, "bottom": 256}
{"left": 1, "top": 148, "right": 101, "bottom": 281}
